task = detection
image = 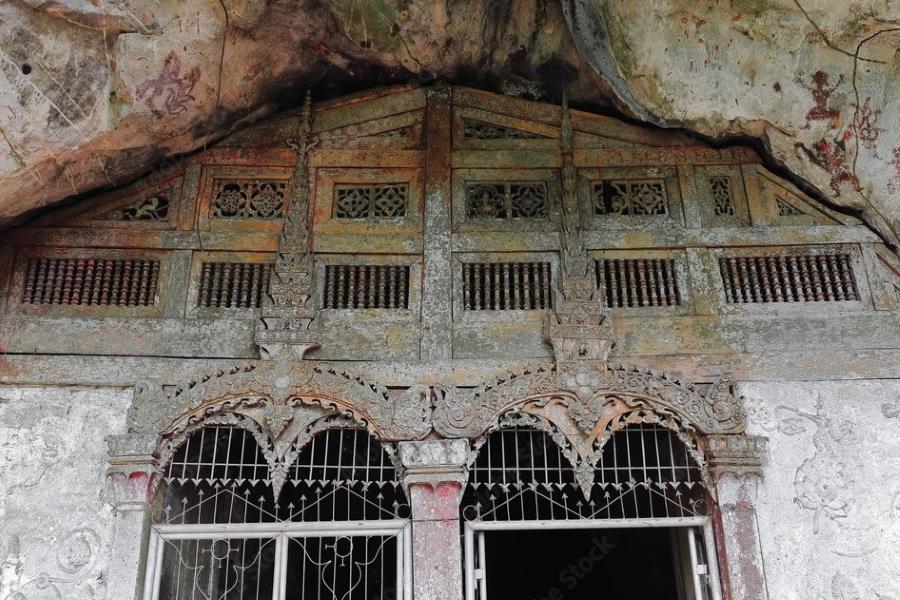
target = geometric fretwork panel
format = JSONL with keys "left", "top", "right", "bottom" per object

{"left": 719, "top": 253, "right": 860, "bottom": 303}
{"left": 465, "top": 182, "right": 548, "bottom": 220}
{"left": 334, "top": 184, "right": 408, "bottom": 219}
{"left": 595, "top": 258, "right": 680, "bottom": 308}
{"left": 461, "top": 424, "right": 708, "bottom": 523}
{"left": 212, "top": 179, "right": 287, "bottom": 218}
{"left": 593, "top": 179, "right": 668, "bottom": 216}
{"left": 708, "top": 177, "right": 735, "bottom": 216}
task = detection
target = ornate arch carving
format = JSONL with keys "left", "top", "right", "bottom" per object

{"left": 431, "top": 361, "right": 746, "bottom": 441}
{"left": 129, "top": 360, "right": 434, "bottom": 442}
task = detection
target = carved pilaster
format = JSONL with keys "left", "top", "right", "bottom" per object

{"left": 105, "top": 433, "right": 158, "bottom": 600}
{"left": 546, "top": 94, "right": 615, "bottom": 385}
{"left": 256, "top": 91, "right": 320, "bottom": 360}
{"left": 398, "top": 439, "right": 468, "bottom": 600}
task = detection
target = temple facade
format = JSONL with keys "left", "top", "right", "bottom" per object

{"left": 1, "top": 85, "right": 899, "bottom": 600}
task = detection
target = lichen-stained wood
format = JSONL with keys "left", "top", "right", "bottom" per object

{"left": 0, "top": 84, "right": 895, "bottom": 366}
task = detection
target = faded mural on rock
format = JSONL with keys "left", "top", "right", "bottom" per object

{"left": 0, "top": 386, "right": 131, "bottom": 600}
{"left": 742, "top": 381, "right": 900, "bottom": 600}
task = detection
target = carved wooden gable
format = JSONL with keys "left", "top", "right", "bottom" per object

{"left": 1, "top": 85, "right": 897, "bottom": 362}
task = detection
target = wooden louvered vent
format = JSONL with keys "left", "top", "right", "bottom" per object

{"left": 197, "top": 262, "right": 272, "bottom": 308}
{"left": 22, "top": 257, "right": 160, "bottom": 306}
{"left": 462, "top": 262, "right": 552, "bottom": 310}
{"left": 719, "top": 253, "right": 859, "bottom": 303}
{"left": 323, "top": 265, "right": 410, "bottom": 309}
{"left": 595, "top": 258, "right": 680, "bottom": 308}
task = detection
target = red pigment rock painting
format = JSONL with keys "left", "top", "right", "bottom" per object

{"left": 888, "top": 147, "right": 900, "bottom": 195}
{"left": 796, "top": 70, "right": 844, "bottom": 130}
{"left": 136, "top": 51, "right": 201, "bottom": 115}
{"left": 852, "top": 96, "right": 882, "bottom": 149}
{"left": 796, "top": 139, "right": 858, "bottom": 195}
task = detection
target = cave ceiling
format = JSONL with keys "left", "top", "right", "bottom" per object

{"left": 1, "top": 0, "right": 898, "bottom": 246}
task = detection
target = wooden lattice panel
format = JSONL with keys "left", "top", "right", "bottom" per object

{"left": 323, "top": 264, "right": 410, "bottom": 309}
{"left": 595, "top": 258, "right": 680, "bottom": 308}
{"left": 461, "top": 261, "right": 553, "bottom": 310}
{"left": 22, "top": 257, "right": 160, "bottom": 307}
{"left": 719, "top": 252, "right": 859, "bottom": 303}
{"left": 196, "top": 262, "right": 272, "bottom": 308}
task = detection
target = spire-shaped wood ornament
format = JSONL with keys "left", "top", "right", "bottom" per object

{"left": 256, "top": 92, "right": 321, "bottom": 360}
{"left": 546, "top": 92, "right": 616, "bottom": 396}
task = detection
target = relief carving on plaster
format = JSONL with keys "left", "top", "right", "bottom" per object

{"left": 776, "top": 400, "right": 863, "bottom": 536}
{"left": 0, "top": 526, "right": 106, "bottom": 600}
{"left": 823, "top": 573, "right": 896, "bottom": 600}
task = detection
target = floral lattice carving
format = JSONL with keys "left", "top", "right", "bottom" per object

{"left": 465, "top": 182, "right": 548, "bottom": 220}
{"left": 212, "top": 180, "right": 287, "bottom": 218}
{"left": 334, "top": 184, "right": 408, "bottom": 219}
{"left": 708, "top": 177, "right": 735, "bottom": 216}
{"left": 593, "top": 179, "right": 668, "bottom": 216}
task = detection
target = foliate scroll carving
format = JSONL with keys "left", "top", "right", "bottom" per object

{"left": 432, "top": 362, "right": 747, "bottom": 440}
{"left": 128, "top": 361, "right": 434, "bottom": 445}
{"left": 256, "top": 92, "right": 320, "bottom": 359}
{"left": 102, "top": 192, "right": 171, "bottom": 221}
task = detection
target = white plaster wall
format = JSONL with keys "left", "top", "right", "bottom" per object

{"left": 741, "top": 380, "right": 900, "bottom": 600}
{"left": 0, "top": 385, "right": 132, "bottom": 600}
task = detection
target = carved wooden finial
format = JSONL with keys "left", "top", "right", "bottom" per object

{"left": 546, "top": 90, "right": 616, "bottom": 378}
{"left": 256, "top": 90, "right": 321, "bottom": 361}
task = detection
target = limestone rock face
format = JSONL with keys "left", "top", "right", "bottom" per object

{"left": 1, "top": 0, "right": 899, "bottom": 245}
{"left": 564, "top": 0, "right": 900, "bottom": 244}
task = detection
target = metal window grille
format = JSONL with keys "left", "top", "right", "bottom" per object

{"left": 465, "top": 182, "right": 548, "bottom": 220}
{"left": 323, "top": 265, "right": 410, "bottom": 309}
{"left": 21, "top": 257, "right": 160, "bottom": 307}
{"left": 461, "top": 423, "right": 707, "bottom": 523}
{"left": 719, "top": 253, "right": 859, "bottom": 304}
{"left": 150, "top": 426, "right": 410, "bottom": 600}
{"left": 595, "top": 258, "right": 680, "bottom": 308}
{"left": 462, "top": 262, "right": 552, "bottom": 310}
{"left": 334, "top": 184, "right": 408, "bottom": 219}
{"left": 593, "top": 179, "right": 668, "bottom": 216}
{"left": 197, "top": 262, "right": 272, "bottom": 309}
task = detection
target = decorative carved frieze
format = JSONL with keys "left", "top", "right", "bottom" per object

{"left": 255, "top": 92, "right": 320, "bottom": 360}
{"left": 431, "top": 362, "right": 747, "bottom": 440}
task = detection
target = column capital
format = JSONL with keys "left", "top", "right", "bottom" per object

{"left": 106, "top": 433, "right": 158, "bottom": 511}
{"left": 706, "top": 433, "right": 769, "bottom": 480}
{"left": 398, "top": 438, "right": 470, "bottom": 488}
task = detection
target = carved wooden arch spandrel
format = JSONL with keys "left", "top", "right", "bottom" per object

{"left": 431, "top": 361, "right": 747, "bottom": 440}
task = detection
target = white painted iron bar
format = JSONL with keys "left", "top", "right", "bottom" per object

{"left": 157, "top": 519, "right": 408, "bottom": 537}
{"left": 464, "top": 524, "right": 476, "bottom": 600}
{"left": 466, "top": 516, "right": 708, "bottom": 531}
{"left": 703, "top": 521, "right": 724, "bottom": 600}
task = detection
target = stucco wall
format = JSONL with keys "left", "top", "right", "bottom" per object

{"left": 1, "top": 380, "right": 898, "bottom": 599}
{"left": 0, "top": 385, "right": 131, "bottom": 600}
{"left": 742, "top": 380, "right": 900, "bottom": 599}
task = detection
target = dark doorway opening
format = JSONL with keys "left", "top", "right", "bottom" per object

{"left": 484, "top": 528, "right": 689, "bottom": 600}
